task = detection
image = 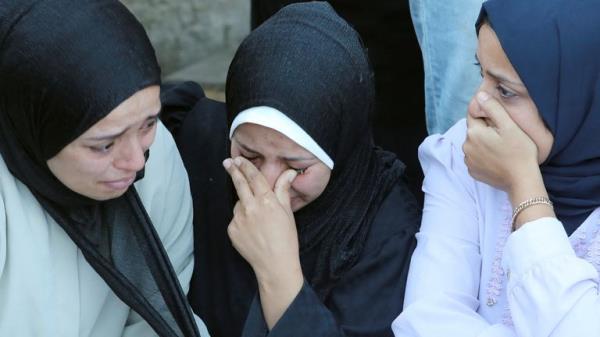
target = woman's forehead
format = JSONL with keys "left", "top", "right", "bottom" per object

{"left": 80, "top": 86, "right": 161, "bottom": 139}
{"left": 233, "top": 123, "right": 315, "bottom": 158}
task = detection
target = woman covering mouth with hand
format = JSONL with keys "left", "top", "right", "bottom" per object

{"left": 394, "top": 0, "right": 600, "bottom": 336}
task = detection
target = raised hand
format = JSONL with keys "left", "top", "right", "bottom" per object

{"left": 223, "top": 156, "right": 303, "bottom": 328}
{"left": 464, "top": 91, "right": 555, "bottom": 229}
{"left": 463, "top": 91, "right": 539, "bottom": 192}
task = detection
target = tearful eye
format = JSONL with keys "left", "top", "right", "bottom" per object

{"left": 294, "top": 168, "right": 307, "bottom": 175}
{"left": 141, "top": 118, "right": 157, "bottom": 133}
{"left": 497, "top": 85, "right": 517, "bottom": 99}
{"left": 144, "top": 120, "right": 156, "bottom": 129}
{"left": 90, "top": 142, "right": 114, "bottom": 154}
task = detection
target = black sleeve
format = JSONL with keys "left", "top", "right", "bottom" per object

{"left": 241, "top": 228, "right": 416, "bottom": 337}
{"left": 240, "top": 183, "right": 418, "bottom": 337}
{"left": 242, "top": 281, "right": 343, "bottom": 337}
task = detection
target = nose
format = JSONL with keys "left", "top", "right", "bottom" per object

{"left": 467, "top": 96, "right": 486, "bottom": 119}
{"left": 258, "top": 162, "right": 284, "bottom": 191}
{"left": 468, "top": 81, "right": 490, "bottom": 119}
{"left": 113, "top": 137, "right": 146, "bottom": 173}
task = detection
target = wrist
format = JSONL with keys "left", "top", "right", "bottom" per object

{"left": 254, "top": 259, "right": 303, "bottom": 291}
{"left": 505, "top": 165, "right": 557, "bottom": 231}
{"left": 511, "top": 196, "right": 554, "bottom": 231}
{"left": 255, "top": 260, "right": 304, "bottom": 330}
{"left": 507, "top": 165, "right": 546, "bottom": 207}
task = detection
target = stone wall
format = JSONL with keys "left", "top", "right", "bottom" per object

{"left": 122, "top": 0, "right": 250, "bottom": 96}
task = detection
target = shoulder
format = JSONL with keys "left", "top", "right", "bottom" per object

{"left": 334, "top": 182, "right": 419, "bottom": 312}
{"left": 138, "top": 121, "right": 184, "bottom": 193}
{"left": 135, "top": 122, "right": 192, "bottom": 237}
{"left": 160, "top": 81, "right": 227, "bottom": 151}
{"left": 164, "top": 89, "right": 230, "bottom": 218}
{"left": 418, "top": 118, "right": 468, "bottom": 175}
{"left": 0, "top": 155, "right": 13, "bottom": 277}
{"left": 418, "top": 119, "right": 484, "bottom": 199}
{"left": 174, "top": 95, "right": 228, "bottom": 165}
{"left": 0, "top": 159, "right": 5, "bottom": 217}
{"left": 362, "top": 181, "right": 420, "bottom": 258}
{"left": 0, "top": 192, "right": 4, "bottom": 277}
{"left": 160, "top": 82, "right": 228, "bottom": 192}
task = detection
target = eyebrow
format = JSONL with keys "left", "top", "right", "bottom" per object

{"left": 237, "top": 142, "right": 315, "bottom": 162}
{"left": 475, "top": 53, "right": 525, "bottom": 88}
{"left": 86, "top": 113, "right": 159, "bottom": 142}
{"left": 486, "top": 69, "right": 525, "bottom": 88}
{"left": 284, "top": 155, "right": 315, "bottom": 162}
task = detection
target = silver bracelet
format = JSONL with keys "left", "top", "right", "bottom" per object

{"left": 511, "top": 196, "right": 553, "bottom": 230}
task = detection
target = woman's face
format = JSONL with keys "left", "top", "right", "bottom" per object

{"left": 231, "top": 123, "right": 332, "bottom": 212}
{"left": 47, "top": 86, "right": 161, "bottom": 200}
{"left": 470, "top": 23, "right": 554, "bottom": 164}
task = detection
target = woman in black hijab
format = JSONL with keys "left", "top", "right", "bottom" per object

{"left": 394, "top": 0, "right": 600, "bottom": 335}
{"left": 0, "top": 1, "right": 204, "bottom": 336}
{"left": 162, "top": 2, "right": 420, "bottom": 337}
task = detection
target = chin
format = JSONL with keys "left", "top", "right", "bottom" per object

{"left": 291, "top": 198, "right": 308, "bottom": 212}
{"left": 86, "top": 189, "right": 128, "bottom": 201}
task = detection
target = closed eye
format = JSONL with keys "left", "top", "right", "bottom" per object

{"left": 497, "top": 84, "right": 517, "bottom": 99}
{"left": 292, "top": 167, "right": 307, "bottom": 175}
{"left": 241, "top": 154, "right": 260, "bottom": 163}
{"left": 89, "top": 142, "right": 114, "bottom": 154}
{"left": 141, "top": 117, "right": 157, "bottom": 132}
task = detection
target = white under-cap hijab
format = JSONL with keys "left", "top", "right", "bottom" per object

{"left": 229, "top": 106, "right": 335, "bottom": 169}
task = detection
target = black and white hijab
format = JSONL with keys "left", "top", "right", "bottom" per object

{"left": 226, "top": 2, "right": 406, "bottom": 298}
{"left": 0, "top": 1, "right": 200, "bottom": 336}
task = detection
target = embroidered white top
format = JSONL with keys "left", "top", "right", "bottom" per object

{"left": 392, "top": 120, "right": 600, "bottom": 337}
{"left": 0, "top": 123, "right": 209, "bottom": 337}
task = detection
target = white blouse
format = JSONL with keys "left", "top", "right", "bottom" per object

{"left": 392, "top": 120, "right": 600, "bottom": 337}
{"left": 0, "top": 123, "right": 209, "bottom": 336}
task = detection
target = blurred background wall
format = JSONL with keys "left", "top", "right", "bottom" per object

{"left": 122, "top": 0, "right": 250, "bottom": 100}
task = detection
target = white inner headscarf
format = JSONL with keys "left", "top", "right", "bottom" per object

{"left": 229, "top": 106, "right": 335, "bottom": 169}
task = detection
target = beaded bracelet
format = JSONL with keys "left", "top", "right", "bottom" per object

{"left": 511, "top": 196, "right": 553, "bottom": 231}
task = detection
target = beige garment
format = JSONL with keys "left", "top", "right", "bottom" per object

{"left": 0, "top": 123, "right": 209, "bottom": 337}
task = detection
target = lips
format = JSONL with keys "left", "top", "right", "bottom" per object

{"left": 102, "top": 175, "right": 136, "bottom": 190}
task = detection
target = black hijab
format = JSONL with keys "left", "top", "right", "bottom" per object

{"left": 478, "top": 0, "right": 600, "bottom": 235}
{"left": 226, "top": 2, "right": 406, "bottom": 298}
{"left": 0, "top": 1, "right": 200, "bottom": 336}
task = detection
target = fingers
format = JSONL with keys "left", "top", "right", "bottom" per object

{"left": 228, "top": 202, "right": 245, "bottom": 253}
{"left": 223, "top": 158, "right": 254, "bottom": 204}
{"left": 475, "top": 91, "right": 514, "bottom": 130}
{"left": 233, "top": 200, "right": 242, "bottom": 216}
{"left": 462, "top": 138, "right": 475, "bottom": 168}
{"left": 234, "top": 157, "right": 272, "bottom": 197}
{"left": 227, "top": 220, "right": 243, "bottom": 254}
{"left": 224, "top": 157, "right": 297, "bottom": 214}
{"left": 274, "top": 169, "right": 297, "bottom": 210}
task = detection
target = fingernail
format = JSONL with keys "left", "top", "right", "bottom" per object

{"left": 234, "top": 157, "right": 242, "bottom": 166}
{"left": 477, "top": 91, "right": 490, "bottom": 103}
{"left": 223, "top": 158, "right": 232, "bottom": 168}
{"left": 289, "top": 171, "right": 297, "bottom": 183}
